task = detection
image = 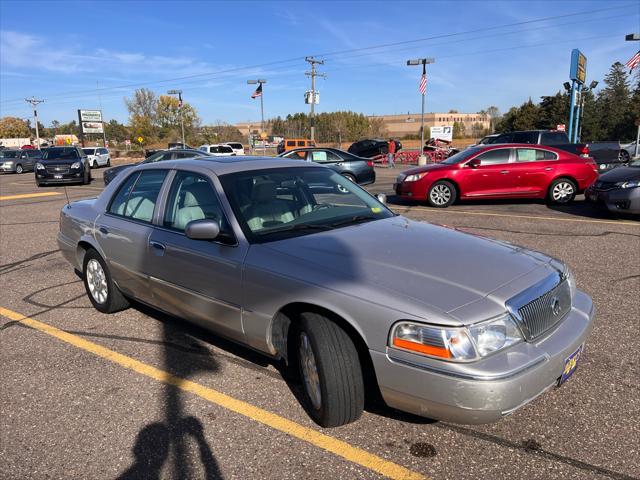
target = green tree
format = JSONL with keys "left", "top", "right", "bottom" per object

{"left": 452, "top": 121, "right": 466, "bottom": 139}
{"left": 537, "top": 92, "right": 569, "bottom": 130}
{"left": 595, "top": 62, "right": 632, "bottom": 140}
{"left": 513, "top": 99, "right": 539, "bottom": 131}
{"left": 0, "top": 116, "right": 31, "bottom": 138}
{"left": 125, "top": 88, "right": 157, "bottom": 119}
{"left": 104, "top": 119, "right": 130, "bottom": 142}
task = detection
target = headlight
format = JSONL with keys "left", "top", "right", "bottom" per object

{"left": 71, "top": 162, "right": 81, "bottom": 169}
{"left": 599, "top": 164, "right": 607, "bottom": 170}
{"left": 616, "top": 179, "right": 640, "bottom": 189}
{"left": 35, "top": 162, "right": 44, "bottom": 170}
{"left": 390, "top": 316, "right": 523, "bottom": 362}
{"left": 4, "top": 161, "right": 14, "bottom": 166}
{"left": 467, "top": 314, "right": 522, "bottom": 357}
{"left": 404, "top": 173, "right": 427, "bottom": 182}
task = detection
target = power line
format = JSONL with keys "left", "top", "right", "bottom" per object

{"left": 1, "top": 3, "right": 635, "bottom": 106}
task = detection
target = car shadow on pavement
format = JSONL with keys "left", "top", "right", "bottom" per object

{"left": 117, "top": 304, "right": 224, "bottom": 480}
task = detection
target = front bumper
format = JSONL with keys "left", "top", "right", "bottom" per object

{"left": 371, "top": 290, "right": 595, "bottom": 424}
{"left": 36, "top": 170, "right": 84, "bottom": 184}
{"left": 585, "top": 186, "right": 640, "bottom": 214}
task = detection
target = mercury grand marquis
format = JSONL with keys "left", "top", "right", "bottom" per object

{"left": 58, "top": 157, "right": 595, "bottom": 427}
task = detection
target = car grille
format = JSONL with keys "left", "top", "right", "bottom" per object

{"left": 45, "top": 165, "right": 70, "bottom": 174}
{"left": 593, "top": 180, "right": 617, "bottom": 191}
{"left": 516, "top": 280, "right": 571, "bottom": 340}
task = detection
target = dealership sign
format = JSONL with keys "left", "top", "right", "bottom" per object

{"left": 570, "top": 49, "right": 587, "bottom": 85}
{"left": 430, "top": 125, "right": 453, "bottom": 141}
{"left": 78, "top": 110, "right": 104, "bottom": 134}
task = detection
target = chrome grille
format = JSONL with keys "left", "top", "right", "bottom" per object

{"left": 46, "top": 165, "right": 70, "bottom": 174}
{"left": 517, "top": 280, "right": 571, "bottom": 340}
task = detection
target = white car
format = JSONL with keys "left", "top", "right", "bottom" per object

{"left": 83, "top": 147, "right": 111, "bottom": 168}
{"left": 198, "top": 144, "right": 235, "bottom": 156}
{"left": 224, "top": 142, "right": 245, "bottom": 155}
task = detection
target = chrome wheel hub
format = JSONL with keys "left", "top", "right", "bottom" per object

{"left": 552, "top": 182, "right": 574, "bottom": 202}
{"left": 299, "top": 332, "right": 322, "bottom": 410}
{"left": 430, "top": 184, "right": 451, "bottom": 205}
{"left": 86, "top": 259, "right": 108, "bottom": 304}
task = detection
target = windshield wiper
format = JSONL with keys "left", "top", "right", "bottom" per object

{"left": 330, "top": 215, "right": 376, "bottom": 228}
{"left": 257, "top": 223, "right": 334, "bottom": 235}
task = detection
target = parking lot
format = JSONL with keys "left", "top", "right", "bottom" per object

{"left": 1, "top": 165, "right": 638, "bottom": 480}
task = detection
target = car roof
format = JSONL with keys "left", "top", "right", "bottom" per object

{"left": 137, "top": 156, "right": 312, "bottom": 175}
{"left": 473, "top": 143, "right": 566, "bottom": 153}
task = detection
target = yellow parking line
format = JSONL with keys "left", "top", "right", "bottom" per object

{"left": 0, "top": 306, "right": 425, "bottom": 480}
{"left": 0, "top": 192, "right": 62, "bottom": 201}
{"left": 407, "top": 207, "right": 638, "bottom": 227}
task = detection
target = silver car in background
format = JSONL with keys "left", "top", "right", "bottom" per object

{"left": 58, "top": 157, "right": 595, "bottom": 427}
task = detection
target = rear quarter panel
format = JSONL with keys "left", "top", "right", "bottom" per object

{"left": 58, "top": 199, "right": 102, "bottom": 269}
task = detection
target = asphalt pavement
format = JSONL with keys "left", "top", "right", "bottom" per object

{"left": 1, "top": 165, "right": 638, "bottom": 480}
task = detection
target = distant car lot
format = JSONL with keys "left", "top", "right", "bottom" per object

{"left": 0, "top": 165, "right": 638, "bottom": 480}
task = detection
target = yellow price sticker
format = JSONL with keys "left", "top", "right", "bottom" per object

{"left": 371, "top": 207, "right": 382, "bottom": 213}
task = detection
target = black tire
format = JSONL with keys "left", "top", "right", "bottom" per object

{"left": 36, "top": 181, "right": 43, "bottom": 187}
{"left": 342, "top": 173, "right": 356, "bottom": 183}
{"left": 427, "top": 180, "right": 457, "bottom": 208}
{"left": 93, "top": 159, "right": 99, "bottom": 168}
{"left": 296, "top": 312, "right": 364, "bottom": 427}
{"left": 82, "top": 167, "right": 90, "bottom": 185}
{"left": 547, "top": 178, "right": 577, "bottom": 205}
{"left": 15, "top": 164, "right": 23, "bottom": 174}
{"left": 619, "top": 150, "right": 630, "bottom": 163}
{"left": 82, "top": 248, "right": 129, "bottom": 313}
{"left": 106, "top": 158, "right": 111, "bottom": 167}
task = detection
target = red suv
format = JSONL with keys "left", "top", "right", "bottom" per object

{"left": 394, "top": 144, "right": 598, "bottom": 207}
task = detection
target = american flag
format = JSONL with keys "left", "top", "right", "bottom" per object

{"left": 625, "top": 51, "right": 640, "bottom": 71}
{"left": 251, "top": 83, "right": 263, "bottom": 99}
{"left": 419, "top": 73, "right": 427, "bottom": 95}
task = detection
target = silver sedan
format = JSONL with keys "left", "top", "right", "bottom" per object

{"left": 58, "top": 157, "right": 595, "bottom": 427}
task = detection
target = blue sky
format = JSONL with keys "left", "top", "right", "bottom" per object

{"left": 0, "top": 0, "right": 638, "bottom": 126}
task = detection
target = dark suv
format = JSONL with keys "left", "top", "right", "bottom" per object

{"left": 36, "top": 147, "right": 91, "bottom": 186}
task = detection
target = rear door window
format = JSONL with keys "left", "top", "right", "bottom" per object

{"left": 108, "top": 170, "right": 168, "bottom": 223}
{"left": 516, "top": 148, "right": 544, "bottom": 162}
{"left": 511, "top": 132, "right": 538, "bottom": 144}
{"left": 310, "top": 150, "right": 340, "bottom": 163}
{"left": 476, "top": 149, "right": 511, "bottom": 165}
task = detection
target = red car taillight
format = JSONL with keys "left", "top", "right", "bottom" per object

{"left": 367, "top": 160, "right": 374, "bottom": 167}
{"left": 579, "top": 145, "right": 589, "bottom": 156}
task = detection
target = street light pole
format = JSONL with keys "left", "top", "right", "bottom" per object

{"left": 25, "top": 97, "right": 44, "bottom": 150}
{"left": 167, "top": 89, "right": 185, "bottom": 147}
{"left": 407, "top": 58, "right": 435, "bottom": 165}
{"left": 248, "top": 79, "right": 267, "bottom": 154}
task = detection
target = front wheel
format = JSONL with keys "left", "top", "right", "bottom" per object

{"left": 619, "top": 150, "right": 630, "bottom": 163}
{"left": 342, "top": 173, "right": 356, "bottom": 183}
{"left": 15, "top": 164, "right": 23, "bottom": 174}
{"left": 296, "top": 312, "right": 364, "bottom": 427}
{"left": 427, "top": 180, "right": 456, "bottom": 208}
{"left": 547, "top": 178, "right": 577, "bottom": 205}
{"left": 82, "top": 248, "right": 129, "bottom": 313}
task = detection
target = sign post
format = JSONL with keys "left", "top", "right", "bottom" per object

{"left": 567, "top": 49, "right": 587, "bottom": 143}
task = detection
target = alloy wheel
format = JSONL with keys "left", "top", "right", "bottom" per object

{"left": 552, "top": 182, "right": 574, "bottom": 202}
{"left": 299, "top": 332, "right": 322, "bottom": 410}
{"left": 86, "top": 259, "right": 108, "bottom": 304}
{"left": 430, "top": 184, "right": 452, "bottom": 206}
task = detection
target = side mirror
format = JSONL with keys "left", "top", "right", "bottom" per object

{"left": 185, "top": 219, "right": 220, "bottom": 240}
{"left": 376, "top": 193, "right": 387, "bottom": 205}
{"left": 467, "top": 158, "right": 481, "bottom": 168}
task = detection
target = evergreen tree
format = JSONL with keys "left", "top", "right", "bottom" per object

{"left": 596, "top": 62, "right": 632, "bottom": 140}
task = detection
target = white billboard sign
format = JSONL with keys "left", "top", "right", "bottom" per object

{"left": 79, "top": 110, "right": 102, "bottom": 122}
{"left": 430, "top": 125, "right": 453, "bottom": 141}
{"left": 82, "top": 122, "right": 104, "bottom": 134}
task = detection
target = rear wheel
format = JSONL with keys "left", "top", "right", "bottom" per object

{"left": 82, "top": 248, "right": 129, "bottom": 313}
{"left": 106, "top": 158, "right": 111, "bottom": 167}
{"left": 15, "top": 164, "right": 23, "bottom": 174}
{"left": 296, "top": 312, "right": 364, "bottom": 427}
{"left": 547, "top": 178, "right": 577, "bottom": 204}
{"left": 619, "top": 150, "right": 630, "bottom": 163}
{"left": 427, "top": 180, "right": 456, "bottom": 208}
{"left": 342, "top": 173, "right": 356, "bottom": 183}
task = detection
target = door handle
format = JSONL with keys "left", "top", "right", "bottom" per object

{"left": 149, "top": 241, "right": 165, "bottom": 251}
{"left": 544, "top": 167, "right": 553, "bottom": 171}
{"left": 98, "top": 226, "right": 109, "bottom": 235}
{"left": 500, "top": 170, "right": 509, "bottom": 174}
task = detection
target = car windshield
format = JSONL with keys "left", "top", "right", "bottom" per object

{"left": 83, "top": 148, "right": 96, "bottom": 155}
{"left": 0, "top": 151, "right": 19, "bottom": 158}
{"left": 42, "top": 148, "right": 77, "bottom": 160}
{"left": 220, "top": 167, "right": 394, "bottom": 242}
{"left": 440, "top": 147, "right": 481, "bottom": 164}
{"left": 142, "top": 151, "right": 166, "bottom": 163}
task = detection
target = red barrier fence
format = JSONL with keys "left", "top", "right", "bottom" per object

{"left": 374, "top": 149, "right": 448, "bottom": 166}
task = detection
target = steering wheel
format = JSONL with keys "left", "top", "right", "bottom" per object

{"left": 312, "top": 203, "right": 332, "bottom": 211}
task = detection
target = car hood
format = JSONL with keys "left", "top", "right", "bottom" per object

{"left": 40, "top": 158, "right": 79, "bottom": 165}
{"left": 262, "top": 216, "right": 554, "bottom": 316}
{"left": 105, "top": 163, "right": 137, "bottom": 175}
{"left": 399, "top": 163, "right": 452, "bottom": 176}
{"left": 598, "top": 165, "right": 640, "bottom": 182}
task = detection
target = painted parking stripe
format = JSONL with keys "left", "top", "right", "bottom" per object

{"left": 406, "top": 206, "right": 639, "bottom": 227}
{"left": 0, "top": 306, "right": 426, "bottom": 480}
{"left": 0, "top": 192, "right": 62, "bottom": 201}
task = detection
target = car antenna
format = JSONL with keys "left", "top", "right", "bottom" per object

{"left": 63, "top": 186, "right": 71, "bottom": 208}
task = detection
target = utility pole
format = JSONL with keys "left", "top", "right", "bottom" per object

{"left": 407, "top": 58, "right": 435, "bottom": 165}
{"left": 25, "top": 97, "right": 44, "bottom": 150}
{"left": 97, "top": 81, "right": 108, "bottom": 147}
{"left": 248, "top": 79, "right": 267, "bottom": 154}
{"left": 167, "top": 90, "right": 185, "bottom": 147}
{"left": 305, "top": 57, "right": 325, "bottom": 142}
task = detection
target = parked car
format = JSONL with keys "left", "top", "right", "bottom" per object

{"left": 35, "top": 146, "right": 91, "bottom": 186}
{"left": 620, "top": 141, "right": 638, "bottom": 163}
{"left": 103, "top": 148, "right": 209, "bottom": 186}
{"left": 279, "top": 147, "right": 376, "bottom": 185}
{"left": 395, "top": 144, "right": 598, "bottom": 208}
{"left": 83, "top": 147, "right": 111, "bottom": 168}
{"left": 467, "top": 134, "right": 500, "bottom": 148}
{"left": 58, "top": 157, "right": 595, "bottom": 427}
{"left": 585, "top": 159, "right": 640, "bottom": 214}
{"left": 199, "top": 144, "right": 236, "bottom": 156}
{"left": 0, "top": 149, "right": 42, "bottom": 173}
{"left": 348, "top": 139, "right": 399, "bottom": 158}
{"left": 224, "top": 142, "right": 245, "bottom": 155}
{"left": 276, "top": 138, "right": 316, "bottom": 155}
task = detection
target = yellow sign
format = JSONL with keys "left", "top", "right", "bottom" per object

{"left": 137, "top": 136, "right": 144, "bottom": 144}
{"left": 65, "top": 138, "right": 72, "bottom": 145}
{"left": 259, "top": 131, "right": 268, "bottom": 139}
